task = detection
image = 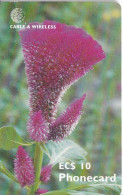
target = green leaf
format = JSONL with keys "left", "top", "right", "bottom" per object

{"left": 39, "top": 142, "right": 50, "bottom": 158}
{"left": 45, "top": 181, "right": 121, "bottom": 195}
{"left": 44, "top": 190, "right": 104, "bottom": 195}
{"left": 0, "top": 126, "right": 32, "bottom": 150}
{"left": 69, "top": 191, "right": 104, "bottom": 195}
{"left": 47, "top": 139, "right": 87, "bottom": 166}
{"left": 89, "top": 183, "right": 121, "bottom": 195}
{"left": 68, "top": 182, "right": 121, "bottom": 195}
{"left": 44, "top": 190, "right": 71, "bottom": 195}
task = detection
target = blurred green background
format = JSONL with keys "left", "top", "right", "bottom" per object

{"left": 0, "top": 2, "right": 121, "bottom": 194}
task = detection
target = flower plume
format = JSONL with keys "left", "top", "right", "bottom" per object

{"left": 19, "top": 20, "right": 105, "bottom": 123}
{"left": 49, "top": 94, "right": 86, "bottom": 141}
{"left": 14, "top": 146, "right": 35, "bottom": 187}
{"left": 35, "top": 189, "right": 48, "bottom": 194}
{"left": 40, "top": 164, "right": 52, "bottom": 183}
{"left": 27, "top": 110, "right": 49, "bottom": 142}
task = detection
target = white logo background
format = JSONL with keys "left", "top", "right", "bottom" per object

{"left": 10, "top": 8, "right": 25, "bottom": 23}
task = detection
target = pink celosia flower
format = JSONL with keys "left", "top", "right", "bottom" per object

{"left": 27, "top": 110, "right": 49, "bottom": 142}
{"left": 40, "top": 164, "right": 52, "bottom": 183}
{"left": 35, "top": 189, "right": 48, "bottom": 195}
{"left": 49, "top": 94, "right": 86, "bottom": 141}
{"left": 14, "top": 146, "right": 35, "bottom": 187}
{"left": 19, "top": 20, "right": 105, "bottom": 123}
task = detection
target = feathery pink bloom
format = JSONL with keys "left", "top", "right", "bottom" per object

{"left": 49, "top": 94, "right": 86, "bottom": 141}
{"left": 35, "top": 189, "right": 48, "bottom": 195}
{"left": 19, "top": 20, "right": 105, "bottom": 123}
{"left": 27, "top": 110, "right": 49, "bottom": 142}
{"left": 14, "top": 146, "right": 35, "bottom": 187}
{"left": 40, "top": 164, "right": 52, "bottom": 183}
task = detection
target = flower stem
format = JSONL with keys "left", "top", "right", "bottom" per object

{"left": 27, "top": 189, "right": 31, "bottom": 195}
{"left": 30, "top": 142, "right": 43, "bottom": 195}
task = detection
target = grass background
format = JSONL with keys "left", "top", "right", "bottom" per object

{"left": 0, "top": 2, "right": 121, "bottom": 194}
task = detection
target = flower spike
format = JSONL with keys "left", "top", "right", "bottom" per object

{"left": 14, "top": 146, "right": 35, "bottom": 187}
{"left": 49, "top": 94, "right": 86, "bottom": 141}
{"left": 27, "top": 110, "right": 49, "bottom": 142}
{"left": 40, "top": 164, "right": 52, "bottom": 183}
{"left": 35, "top": 189, "right": 48, "bottom": 194}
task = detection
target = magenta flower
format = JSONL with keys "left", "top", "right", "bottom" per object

{"left": 49, "top": 94, "right": 86, "bottom": 141}
{"left": 14, "top": 146, "right": 35, "bottom": 187}
{"left": 40, "top": 164, "right": 52, "bottom": 183}
{"left": 27, "top": 110, "right": 49, "bottom": 142}
{"left": 35, "top": 189, "right": 48, "bottom": 195}
{"left": 19, "top": 20, "right": 105, "bottom": 124}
